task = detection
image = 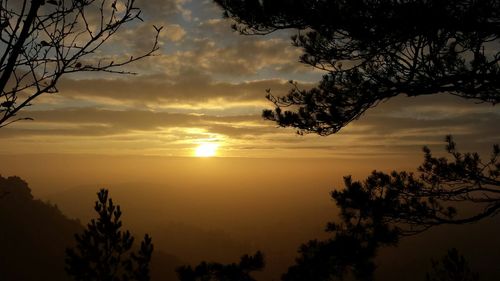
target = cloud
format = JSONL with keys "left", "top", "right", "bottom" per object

{"left": 159, "top": 35, "right": 306, "bottom": 77}
{"left": 1, "top": 92, "right": 498, "bottom": 158}
{"left": 136, "top": 0, "right": 191, "bottom": 21}
{"left": 163, "top": 24, "right": 188, "bottom": 42}
{"left": 115, "top": 23, "right": 187, "bottom": 53}
{"left": 3, "top": 108, "right": 266, "bottom": 138}
{"left": 69, "top": 1, "right": 313, "bottom": 82}
{"left": 56, "top": 74, "right": 303, "bottom": 108}
{"left": 2, "top": 1, "right": 498, "bottom": 159}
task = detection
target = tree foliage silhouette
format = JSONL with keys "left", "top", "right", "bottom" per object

{"left": 176, "top": 251, "right": 264, "bottom": 281}
{"left": 426, "top": 248, "right": 479, "bottom": 281}
{"left": 282, "top": 171, "right": 401, "bottom": 281}
{"left": 65, "top": 189, "right": 153, "bottom": 281}
{"left": 331, "top": 136, "right": 500, "bottom": 235}
{"left": 0, "top": 0, "right": 161, "bottom": 127}
{"left": 282, "top": 137, "right": 499, "bottom": 281}
{"left": 214, "top": 0, "right": 499, "bottom": 135}
{"left": 213, "top": 1, "right": 500, "bottom": 279}
{"left": 282, "top": 219, "right": 396, "bottom": 281}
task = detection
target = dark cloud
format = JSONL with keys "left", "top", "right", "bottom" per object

{"left": 1, "top": 108, "right": 266, "bottom": 138}
{"left": 337, "top": 94, "right": 500, "bottom": 154}
{"left": 57, "top": 74, "right": 300, "bottom": 106}
{"left": 136, "top": 0, "right": 191, "bottom": 21}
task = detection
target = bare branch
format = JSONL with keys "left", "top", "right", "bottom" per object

{"left": 0, "top": 0, "right": 162, "bottom": 127}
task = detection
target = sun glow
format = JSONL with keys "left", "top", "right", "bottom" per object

{"left": 194, "top": 143, "right": 219, "bottom": 157}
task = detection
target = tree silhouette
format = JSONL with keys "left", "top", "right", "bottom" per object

{"left": 331, "top": 136, "right": 500, "bottom": 235}
{"left": 65, "top": 189, "right": 153, "bottom": 281}
{"left": 213, "top": 1, "right": 500, "bottom": 279}
{"left": 281, "top": 169, "right": 401, "bottom": 281}
{"left": 176, "top": 251, "right": 264, "bottom": 281}
{"left": 282, "top": 219, "right": 396, "bottom": 281}
{"left": 282, "top": 137, "right": 498, "bottom": 281}
{"left": 426, "top": 248, "right": 479, "bottom": 281}
{"left": 0, "top": 0, "right": 161, "bottom": 127}
{"left": 214, "top": 0, "right": 499, "bottom": 135}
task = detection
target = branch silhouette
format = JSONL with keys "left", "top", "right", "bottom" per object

{"left": 212, "top": 1, "right": 500, "bottom": 280}
{"left": 331, "top": 136, "right": 500, "bottom": 236}
{"left": 0, "top": 0, "right": 161, "bottom": 127}
{"left": 215, "top": 0, "right": 499, "bottom": 135}
{"left": 283, "top": 137, "right": 499, "bottom": 281}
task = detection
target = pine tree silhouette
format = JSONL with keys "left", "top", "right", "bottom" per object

{"left": 65, "top": 189, "right": 153, "bottom": 281}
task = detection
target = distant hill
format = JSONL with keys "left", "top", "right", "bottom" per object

{"left": 0, "top": 175, "right": 183, "bottom": 281}
{"left": 0, "top": 175, "right": 82, "bottom": 281}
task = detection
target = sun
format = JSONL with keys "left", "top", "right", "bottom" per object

{"left": 194, "top": 143, "right": 219, "bottom": 157}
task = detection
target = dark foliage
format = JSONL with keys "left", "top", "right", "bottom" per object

{"left": 65, "top": 189, "right": 153, "bottom": 281}
{"left": 282, "top": 137, "right": 499, "bottom": 280}
{"left": 215, "top": 0, "right": 500, "bottom": 135}
{"left": 282, "top": 222, "right": 396, "bottom": 281}
{"left": 331, "top": 136, "right": 500, "bottom": 235}
{"left": 177, "top": 251, "right": 264, "bottom": 281}
{"left": 282, "top": 171, "right": 401, "bottom": 281}
{"left": 426, "top": 248, "right": 479, "bottom": 281}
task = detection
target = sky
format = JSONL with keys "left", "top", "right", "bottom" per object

{"left": 1, "top": 1, "right": 500, "bottom": 280}
{"left": 0, "top": 0, "right": 498, "bottom": 159}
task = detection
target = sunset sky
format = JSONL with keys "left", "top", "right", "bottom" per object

{"left": 1, "top": 2, "right": 500, "bottom": 281}
{"left": 0, "top": 0, "right": 499, "bottom": 159}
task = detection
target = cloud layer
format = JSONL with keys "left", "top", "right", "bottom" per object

{"left": 1, "top": 0, "right": 499, "bottom": 159}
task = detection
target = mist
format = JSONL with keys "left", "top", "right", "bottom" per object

{"left": 2, "top": 154, "right": 499, "bottom": 280}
